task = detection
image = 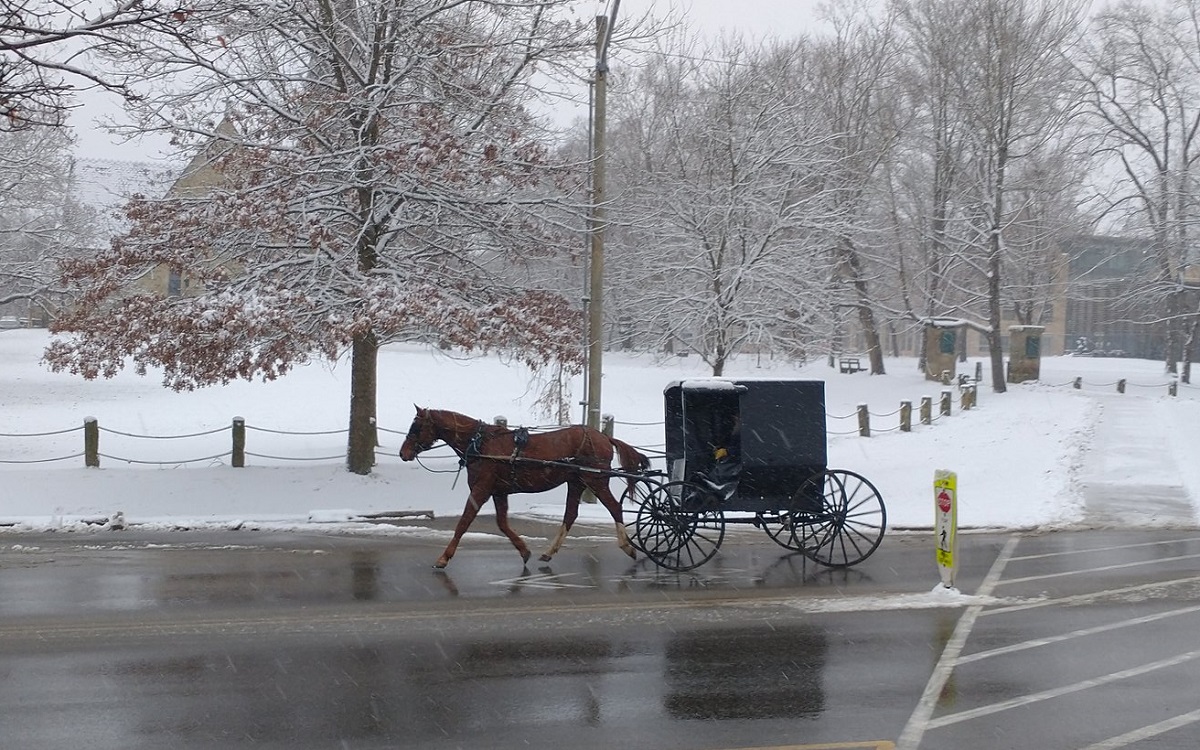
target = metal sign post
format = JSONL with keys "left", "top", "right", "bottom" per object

{"left": 934, "top": 469, "right": 958, "bottom": 589}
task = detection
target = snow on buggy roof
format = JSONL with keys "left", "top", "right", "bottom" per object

{"left": 664, "top": 377, "right": 822, "bottom": 393}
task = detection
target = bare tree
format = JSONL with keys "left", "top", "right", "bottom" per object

{"left": 894, "top": 0, "right": 1085, "bottom": 391}
{"left": 893, "top": 0, "right": 973, "bottom": 370}
{"left": 0, "top": 125, "right": 90, "bottom": 317}
{"left": 606, "top": 35, "right": 843, "bottom": 375}
{"left": 0, "top": 1, "right": 192, "bottom": 130}
{"left": 804, "top": 6, "right": 908, "bottom": 375}
{"left": 45, "top": 0, "right": 599, "bottom": 474}
{"left": 1078, "top": 0, "right": 1200, "bottom": 374}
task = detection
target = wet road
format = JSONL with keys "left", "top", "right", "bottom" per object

{"left": 2, "top": 524, "right": 1199, "bottom": 749}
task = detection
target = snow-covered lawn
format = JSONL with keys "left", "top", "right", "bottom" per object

{"left": 2, "top": 329, "right": 1197, "bottom": 534}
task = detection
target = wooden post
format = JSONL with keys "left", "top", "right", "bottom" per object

{"left": 920, "top": 396, "right": 932, "bottom": 425}
{"left": 84, "top": 417, "right": 99, "bottom": 468}
{"left": 900, "top": 400, "right": 912, "bottom": 432}
{"left": 940, "top": 390, "right": 952, "bottom": 417}
{"left": 232, "top": 417, "right": 245, "bottom": 468}
{"left": 857, "top": 404, "right": 870, "bottom": 437}
{"left": 1117, "top": 379, "right": 1126, "bottom": 394}
{"left": 602, "top": 414, "right": 614, "bottom": 437}
{"left": 1074, "top": 377, "right": 1082, "bottom": 389}
{"left": 961, "top": 386, "right": 975, "bottom": 410}
{"left": 1170, "top": 381, "right": 1178, "bottom": 397}
{"left": 975, "top": 361, "right": 983, "bottom": 383}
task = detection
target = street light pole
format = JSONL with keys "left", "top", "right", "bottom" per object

{"left": 586, "top": 12, "right": 609, "bottom": 430}
{"left": 585, "top": 2, "right": 620, "bottom": 431}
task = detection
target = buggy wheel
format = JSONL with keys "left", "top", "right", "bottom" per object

{"left": 621, "top": 476, "right": 661, "bottom": 555}
{"left": 795, "top": 469, "right": 886, "bottom": 568}
{"left": 633, "top": 481, "right": 725, "bottom": 572}
{"left": 759, "top": 511, "right": 804, "bottom": 551}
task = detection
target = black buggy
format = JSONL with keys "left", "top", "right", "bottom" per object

{"left": 625, "top": 379, "right": 887, "bottom": 572}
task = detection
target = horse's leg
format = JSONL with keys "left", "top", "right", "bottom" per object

{"left": 586, "top": 477, "right": 636, "bottom": 560}
{"left": 435, "top": 488, "right": 491, "bottom": 569}
{"left": 492, "top": 494, "right": 531, "bottom": 564}
{"left": 540, "top": 482, "right": 583, "bottom": 562}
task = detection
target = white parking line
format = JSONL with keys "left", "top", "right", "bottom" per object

{"left": 982, "top": 575, "right": 1200, "bottom": 616}
{"left": 1077, "top": 708, "right": 1200, "bottom": 750}
{"left": 1008, "top": 536, "right": 1200, "bottom": 562}
{"left": 925, "top": 649, "right": 1200, "bottom": 730}
{"left": 895, "top": 534, "right": 1020, "bottom": 750}
{"left": 996, "top": 551, "right": 1200, "bottom": 586}
{"left": 958, "top": 603, "right": 1200, "bottom": 664}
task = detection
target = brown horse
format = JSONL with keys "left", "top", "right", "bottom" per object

{"left": 399, "top": 406, "right": 650, "bottom": 568}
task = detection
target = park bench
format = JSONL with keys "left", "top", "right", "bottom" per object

{"left": 839, "top": 357, "right": 864, "bottom": 374}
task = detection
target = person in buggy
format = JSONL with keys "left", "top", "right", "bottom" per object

{"left": 694, "top": 412, "right": 741, "bottom": 501}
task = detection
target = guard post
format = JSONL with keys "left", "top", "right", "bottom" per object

{"left": 934, "top": 469, "right": 958, "bottom": 590}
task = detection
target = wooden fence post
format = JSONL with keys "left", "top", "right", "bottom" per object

{"left": 920, "top": 396, "right": 932, "bottom": 425}
{"left": 84, "top": 417, "right": 99, "bottom": 468}
{"left": 857, "top": 404, "right": 870, "bottom": 437}
{"left": 1170, "top": 381, "right": 1178, "bottom": 397}
{"left": 232, "top": 417, "right": 245, "bottom": 468}
{"left": 1074, "top": 377, "right": 1082, "bottom": 389}
{"left": 940, "top": 390, "right": 952, "bottom": 417}
{"left": 1117, "top": 379, "right": 1126, "bottom": 394}
{"left": 900, "top": 400, "right": 912, "bottom": 432}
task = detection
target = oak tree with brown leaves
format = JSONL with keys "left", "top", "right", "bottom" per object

{"left": 46, "top": 0, "right": 594, "bottom": 473}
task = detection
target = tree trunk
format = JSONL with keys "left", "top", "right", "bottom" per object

{"left": 1183, "top": 316, "right": 1199, "bottom": 384}
{"left": 857, "top": 302, "right": 885, "bottom": 375}
{"left": 1164, "top": 287, "right": 1182, "bottom": 374}
{"left": 347, "top": 329, "right": 379, "bottom": 475}
{"left": 988, "top": 227, "right": 1007, "bottom": 394}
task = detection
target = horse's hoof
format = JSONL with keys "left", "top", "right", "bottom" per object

{"left": 539, "top": 553, "right": 552, "bottom": 562}
{"left": 521, "top": 550, "right": 532, "bottom": 563}
{"left": 433, "top": 560, "right": 448, "bottom": 569}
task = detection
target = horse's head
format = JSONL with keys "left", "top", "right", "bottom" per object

{"left": 399, "top": 406, "right": 438, "bottom": 461}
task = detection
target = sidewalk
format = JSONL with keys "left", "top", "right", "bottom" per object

{"left": 1079, "top": 394, "right": 1196, "bottom": 527}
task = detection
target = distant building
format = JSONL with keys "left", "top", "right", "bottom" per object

{"left": 1060, "top": 235, "right": 1161, "bottom": 359}
{"left": 839, "top": 234, "right": 1166, "bottom": 361}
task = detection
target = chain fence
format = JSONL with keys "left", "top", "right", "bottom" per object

{"left": 7, "top": 370, "right": 1195, "bottom": 467}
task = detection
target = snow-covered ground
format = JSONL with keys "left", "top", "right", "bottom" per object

{"left": 2, "top": 329, "right": 1197, "bottom": 535}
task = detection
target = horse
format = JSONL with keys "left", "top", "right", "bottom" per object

{"left": 399, "top": 406, "right": 651, "bottom": 569}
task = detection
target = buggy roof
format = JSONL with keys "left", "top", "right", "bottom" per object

{"left": 665, "top": 377, "right": 821, "bottom": 393}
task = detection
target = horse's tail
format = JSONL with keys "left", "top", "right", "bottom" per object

{"left": 610, "top": 436, "right": 651, "bottom": 504}
{"left": 611, "top": 436, "right": 651, "bottom": 473}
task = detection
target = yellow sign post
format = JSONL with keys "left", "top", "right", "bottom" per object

{"left": 934, "top": 469, "right": 958, "bottom": 589}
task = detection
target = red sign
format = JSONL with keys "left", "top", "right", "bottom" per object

{"left": 937, "top": 490, "right": 952, "bottom": 513}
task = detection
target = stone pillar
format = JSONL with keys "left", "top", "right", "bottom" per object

{"left": 1007, "top": 325, "right": 1045, "bottom": 384}
{"left": 924, "top": 323, "right": 962, "bottom": 382}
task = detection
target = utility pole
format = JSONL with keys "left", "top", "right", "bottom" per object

{"left": 586, "top": 4, "right": 617, "bottom": 430}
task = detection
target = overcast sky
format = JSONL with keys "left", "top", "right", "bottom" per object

{"left": 69, "top": 0, "right": 827, "bottom": 162}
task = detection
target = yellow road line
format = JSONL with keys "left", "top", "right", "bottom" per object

{"left": 727, "top": 743, "right": 895, "bottom": 750}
